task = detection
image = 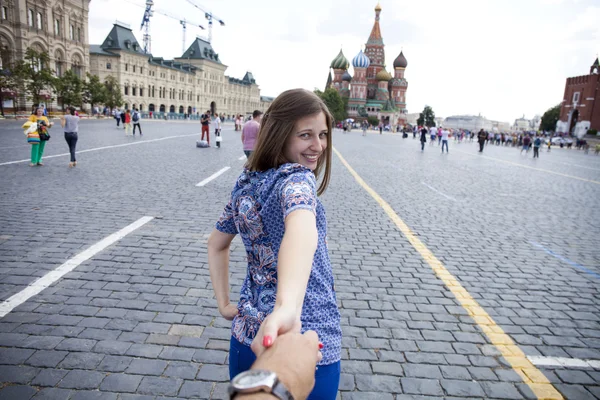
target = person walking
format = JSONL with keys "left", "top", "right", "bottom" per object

{"left": 60, "top": 106, "right": 79, "bottom": 167}
{"left": 201, "top": 110, "right": 211, "bottom": 146}
{"left": 132, "top": 108, "right": 142, "bottom": 136}
{"left": 533, "top": 135, "right": 542, "bottom": 158}
{"left": 420, "top": 125, "right": 428, "bottom": 151}
{"left": 429, "top": 125, "right": 437, "bottom": 146}
{"left": 124, "top": 109, "right": 132, "bottom": 136}
{"left": 241, "top": 110, "right": 262, "bottom": 158}
{"left": 213, "top": 113, "right": 222, "bottom": 148}
{"left": 441, "top": 127, "right": 449, "bottom": 153}
{"left": 521, "top": 135, "right": 531, "bottom": 154}
{"left": 361, "top": 120, "right": 368, "bottom": 136}
{"left": 208, "top": 89, "right": 341, "bottom": 400}
{"left": 477, "top": 129, "right": 487, "bottom": 152}
{"left": 27, "top": 107, "right": 53, "bottom": 166}
{"left": 114, "top": 108, "right": 121, "bottom": 127}
{"left": 120, "top": 109, "right": 126, "bottom": 128}
{"left": 378, "top": 121, "right": 383, "bottom": 135}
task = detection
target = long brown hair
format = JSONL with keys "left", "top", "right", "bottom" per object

{"left": 247, "top": 89, "right": 333, "bottom": 195}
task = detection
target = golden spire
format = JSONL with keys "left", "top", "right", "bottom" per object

{"left": 375, "top": 2, "right": 382, "bottom": 11}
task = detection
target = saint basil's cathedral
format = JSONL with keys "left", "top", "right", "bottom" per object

{"left": 326, "top": 3, "right": 408, "bottom": 126}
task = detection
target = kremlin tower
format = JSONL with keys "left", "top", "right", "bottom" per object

{"left": 326, "top": 3, "right": 408, "bottom": 126}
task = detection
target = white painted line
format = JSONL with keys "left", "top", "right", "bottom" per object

{"left": 528, "top": 355, "right": 600, "bottom": 369}
{"left": 558, "top": 161, "right": 600, "bottom": 172}
{"left": 421, "top": 182, "right": 457, "bottom": 202}
{"left": 196, "top": 166, "right": 230, "bottom": 187}
{"left": 238, "top": 155, "right": 246, "bottom": 161}
{"left": 0, "top": 133, "right": 198, "bottom": 166}
{"left": 0, "top": 216, "right": 154, "bottom": 318}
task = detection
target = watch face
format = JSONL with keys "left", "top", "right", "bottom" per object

{"left": 232, "top": 369, "right": 276, "bottom": 390}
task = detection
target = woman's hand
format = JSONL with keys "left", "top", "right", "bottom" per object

{"left": 251, "top": 304, "right": 301, "bottom": 358}
{"left": 219, "top": 303, "right": 238, "bottom": 321}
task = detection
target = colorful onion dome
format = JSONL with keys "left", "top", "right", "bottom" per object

{"left": 393, "top": 51, "right": 408, "bottom": 68}
{"left": 376, "top": 69, "right": 392, "bottom": 81}
{"left": 352, "top": 50, "right": 370, "bottom": 68}
{"left": 330, "top": 49, "right": 349, "bottom": 70}
{"left": 342, "top": 71, "right": 352, "bottom": 81}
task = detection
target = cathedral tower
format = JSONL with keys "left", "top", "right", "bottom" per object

{"left": 364, "top": 3, "right": 385, "bottom": 99}
{"left": 348, "top": 50, "right": 370, "bottom": 118}
{"left": 330, "top": 49, "right": 350, "bottom": 92}
{"left": 391, "top": 50, "right": 408, "bottom": 112}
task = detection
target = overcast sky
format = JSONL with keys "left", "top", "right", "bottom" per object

{"left": 89, "top": 0, "right": 599, "bottom": 123}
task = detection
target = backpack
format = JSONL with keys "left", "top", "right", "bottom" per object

{"left": 132, "top": 112, "right": 139, "bottom": 122}
{"left": 534, "top": 138, "right": 541, "bottom": 146}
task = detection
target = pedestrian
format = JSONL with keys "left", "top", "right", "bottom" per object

{"left": 429, "top": 125, "right": 437, "bottom": 146}
{"left": 60, "top": 106, "right": 79, "bottom": 167}
{"left": 208, "top": 88, "right": 341, "bottom": 400}
{"left": 533, "top": 135, "right": 542, "bottom": 158}
{"left": 27, "top": 107, "right": 53, "bottom": 166}
{"left": 521, "top": 135, "right": 531, "bottom": 154}
{"left": 213, "top": 113, "right": 222, "bottom": 148}
{"left": 114, "top": 108, "right": 121, "bottom": 127}
{"left": 477, "top": 129, "right": 487, "bottom": 152}
{"left": 124, "top": 109, "right": 132, "bottom": 136}
{"left": 201, "top": 110, "right": 211, "bottom": 146}
{"left": 362, "top": 120, "right": 367, "bottom": 136}
{"left": 420, "top": 125, "right": 428, "bottom": 151}
{"left": 132, "top": 108, "right": 142, "bottom": 136}
{"left": 441, "top": 127, "right": 449, "bottom": 153}
{"left": 241, "top": 110, "right": 262, "bottom": 158}
{"left": 120, "top": 109, "right": 126, "bottom": 128}
{"left": 378, "top": 121, "right": 383, "bottom": 135}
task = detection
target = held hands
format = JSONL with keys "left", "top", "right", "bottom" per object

{"left": 251, "top": 304, "right": 301, "bottom": 357}
{"left": 251, "top": 330, "right": 322, "bottom": 400}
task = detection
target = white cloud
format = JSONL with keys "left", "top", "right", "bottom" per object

{"left": 88, "top": 0, "right": 600, "bottom": 123}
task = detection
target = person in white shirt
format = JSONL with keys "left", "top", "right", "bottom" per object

{"left": 213, "top": 114, "right": 222, "bottom": 148}
{"left": 429, "top": 126, "right": 437, "bottom": 146}
{"left": 441, "top": 128, "right": 449, "bottom": 153}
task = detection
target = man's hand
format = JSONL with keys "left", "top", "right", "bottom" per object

{"left": 250, "top": 331, "right": 321, "bottom": 400}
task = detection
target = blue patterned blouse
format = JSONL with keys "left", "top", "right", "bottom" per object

{"left": 215, "top": 163, "right": 341, "bottom": 365}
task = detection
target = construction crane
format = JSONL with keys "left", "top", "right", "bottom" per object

{"left": 183, "top": 0, "right": 224, "bottom": 43}
{"left": 133, "top": 0, "right": 205, "bottom": 54}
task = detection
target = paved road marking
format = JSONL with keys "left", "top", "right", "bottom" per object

{"left": 557, "top": 161, "right": 600, "bottom": 171}
{"left": 531, "top": 241, "right": 600, "bottom": 280}
{"left": 196, "top": 166, "right": 230, "bottom": 187}
{"left": 238, "top": 155, "right": 246, "bottom": 161}
{"left": 454, "top": 148, "right": 600, "bottom": 185}
{"left": 0, "top": 133, "right": 199, "bottom": 166}
{"left": 528, "top": 355, "right": 600, "bottom": 369}
{"left": 0, "top": 216, "right": 154, "bottom": 318}
{"left": 421, "top": 182, "right": 457, "bottom": 201}
{"left": 333, "top": 147, "right": 563, "bottom": 400}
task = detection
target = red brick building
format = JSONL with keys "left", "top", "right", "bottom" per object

{"left": 556, "top": 58, "right": 600, "bottom": 136}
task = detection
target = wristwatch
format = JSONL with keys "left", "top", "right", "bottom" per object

{"left": 229, "top": 369, "right": 294, "bottom": 400}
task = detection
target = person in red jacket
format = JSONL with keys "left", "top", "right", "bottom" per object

{"left": 124, "top": 109, "right": 132, "bottom": 136}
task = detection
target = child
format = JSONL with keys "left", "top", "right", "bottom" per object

{"left": 213, "top": 113, "right": 222, "bottom": 148}
{"left": 208, "top": 89, "right": 341, "bottom": 399}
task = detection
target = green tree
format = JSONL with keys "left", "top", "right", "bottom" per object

{"left": 54, "top": 70, "right": 83, "bottom": 109}
{"left": 540, "top": 104, "right": 561, "bottom": 132}
{"left": 103, "top": 75, "right": 123, "bottom": 110}
{"left": 367, "top": 116, "right": 380, "bottom": 127}
{"left": 12, "top": 48, "right": 56, "bottom": 106}
{"left": 0, "top": 66, "right": 20, "bottom": 117}
{"left": 83, "top": 73, "right": 106, "bottom": 111}
{"left": 314, "top": 88, "right": 346, "bottom": 122}
{"left": 417, "top": 105, "right": 436, "bottom": 127}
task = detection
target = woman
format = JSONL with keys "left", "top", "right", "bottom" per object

{"left": 208, "top": 89, "right": 341, "bottom": 399}
{"left": 124, "top": 110, "right": 132, "bottom": 135}
{"left": 61, "top": 107, "right": 79, "bottom": 167}
{"left": 27, "top": 107, "right": 53, "bottom": 166}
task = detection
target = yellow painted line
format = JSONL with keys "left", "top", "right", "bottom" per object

{"left": 454, "top": 149, "right": 600, "bottom": 185}
{"left": 333, "top": 147, "right": 564, "bottom": 400}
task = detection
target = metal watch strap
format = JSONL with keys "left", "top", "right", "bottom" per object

{"left": 271, "top": 378, "right": 294, "bottom": 400}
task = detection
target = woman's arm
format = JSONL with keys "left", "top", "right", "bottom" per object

{"left": 60, "top": 116, "right": 66, "bottom": 128}
{"left": 275, "top": 209, "right": 318, "bottom": 311}
{"left": 251, "top": 209, "right": 318, "bottom": 355}
{"left": 207, "top": 229, "right": 237, "bottom": 319}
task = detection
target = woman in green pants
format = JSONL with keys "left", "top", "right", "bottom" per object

{"left": 27, "top": 107, "right": 53, "bottom": 166}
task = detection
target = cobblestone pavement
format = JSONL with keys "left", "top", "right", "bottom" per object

{"left": 0, "top": 120, "right": 598, "bottom": 399}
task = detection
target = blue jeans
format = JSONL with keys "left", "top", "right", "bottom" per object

{"left": 229, "top": 336, "right": 340, "bottom": 400}
{"left": 441, "top": 139, "right": 448, "bottom": 152}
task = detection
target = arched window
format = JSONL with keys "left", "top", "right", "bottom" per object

{"left": 36, "top": 12, "right": 42, "bottom": 29}
{"left": 54, "top": 50, "right": 64, "bottom": 77}
{"left": 28, "top": 9, "right": 34, "bottom": 26}
{"left": 0, "top": 36, "right": 11, "bottom": 69}
{"left": 71, "top": 55, "right": 82, "bottom": 77}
